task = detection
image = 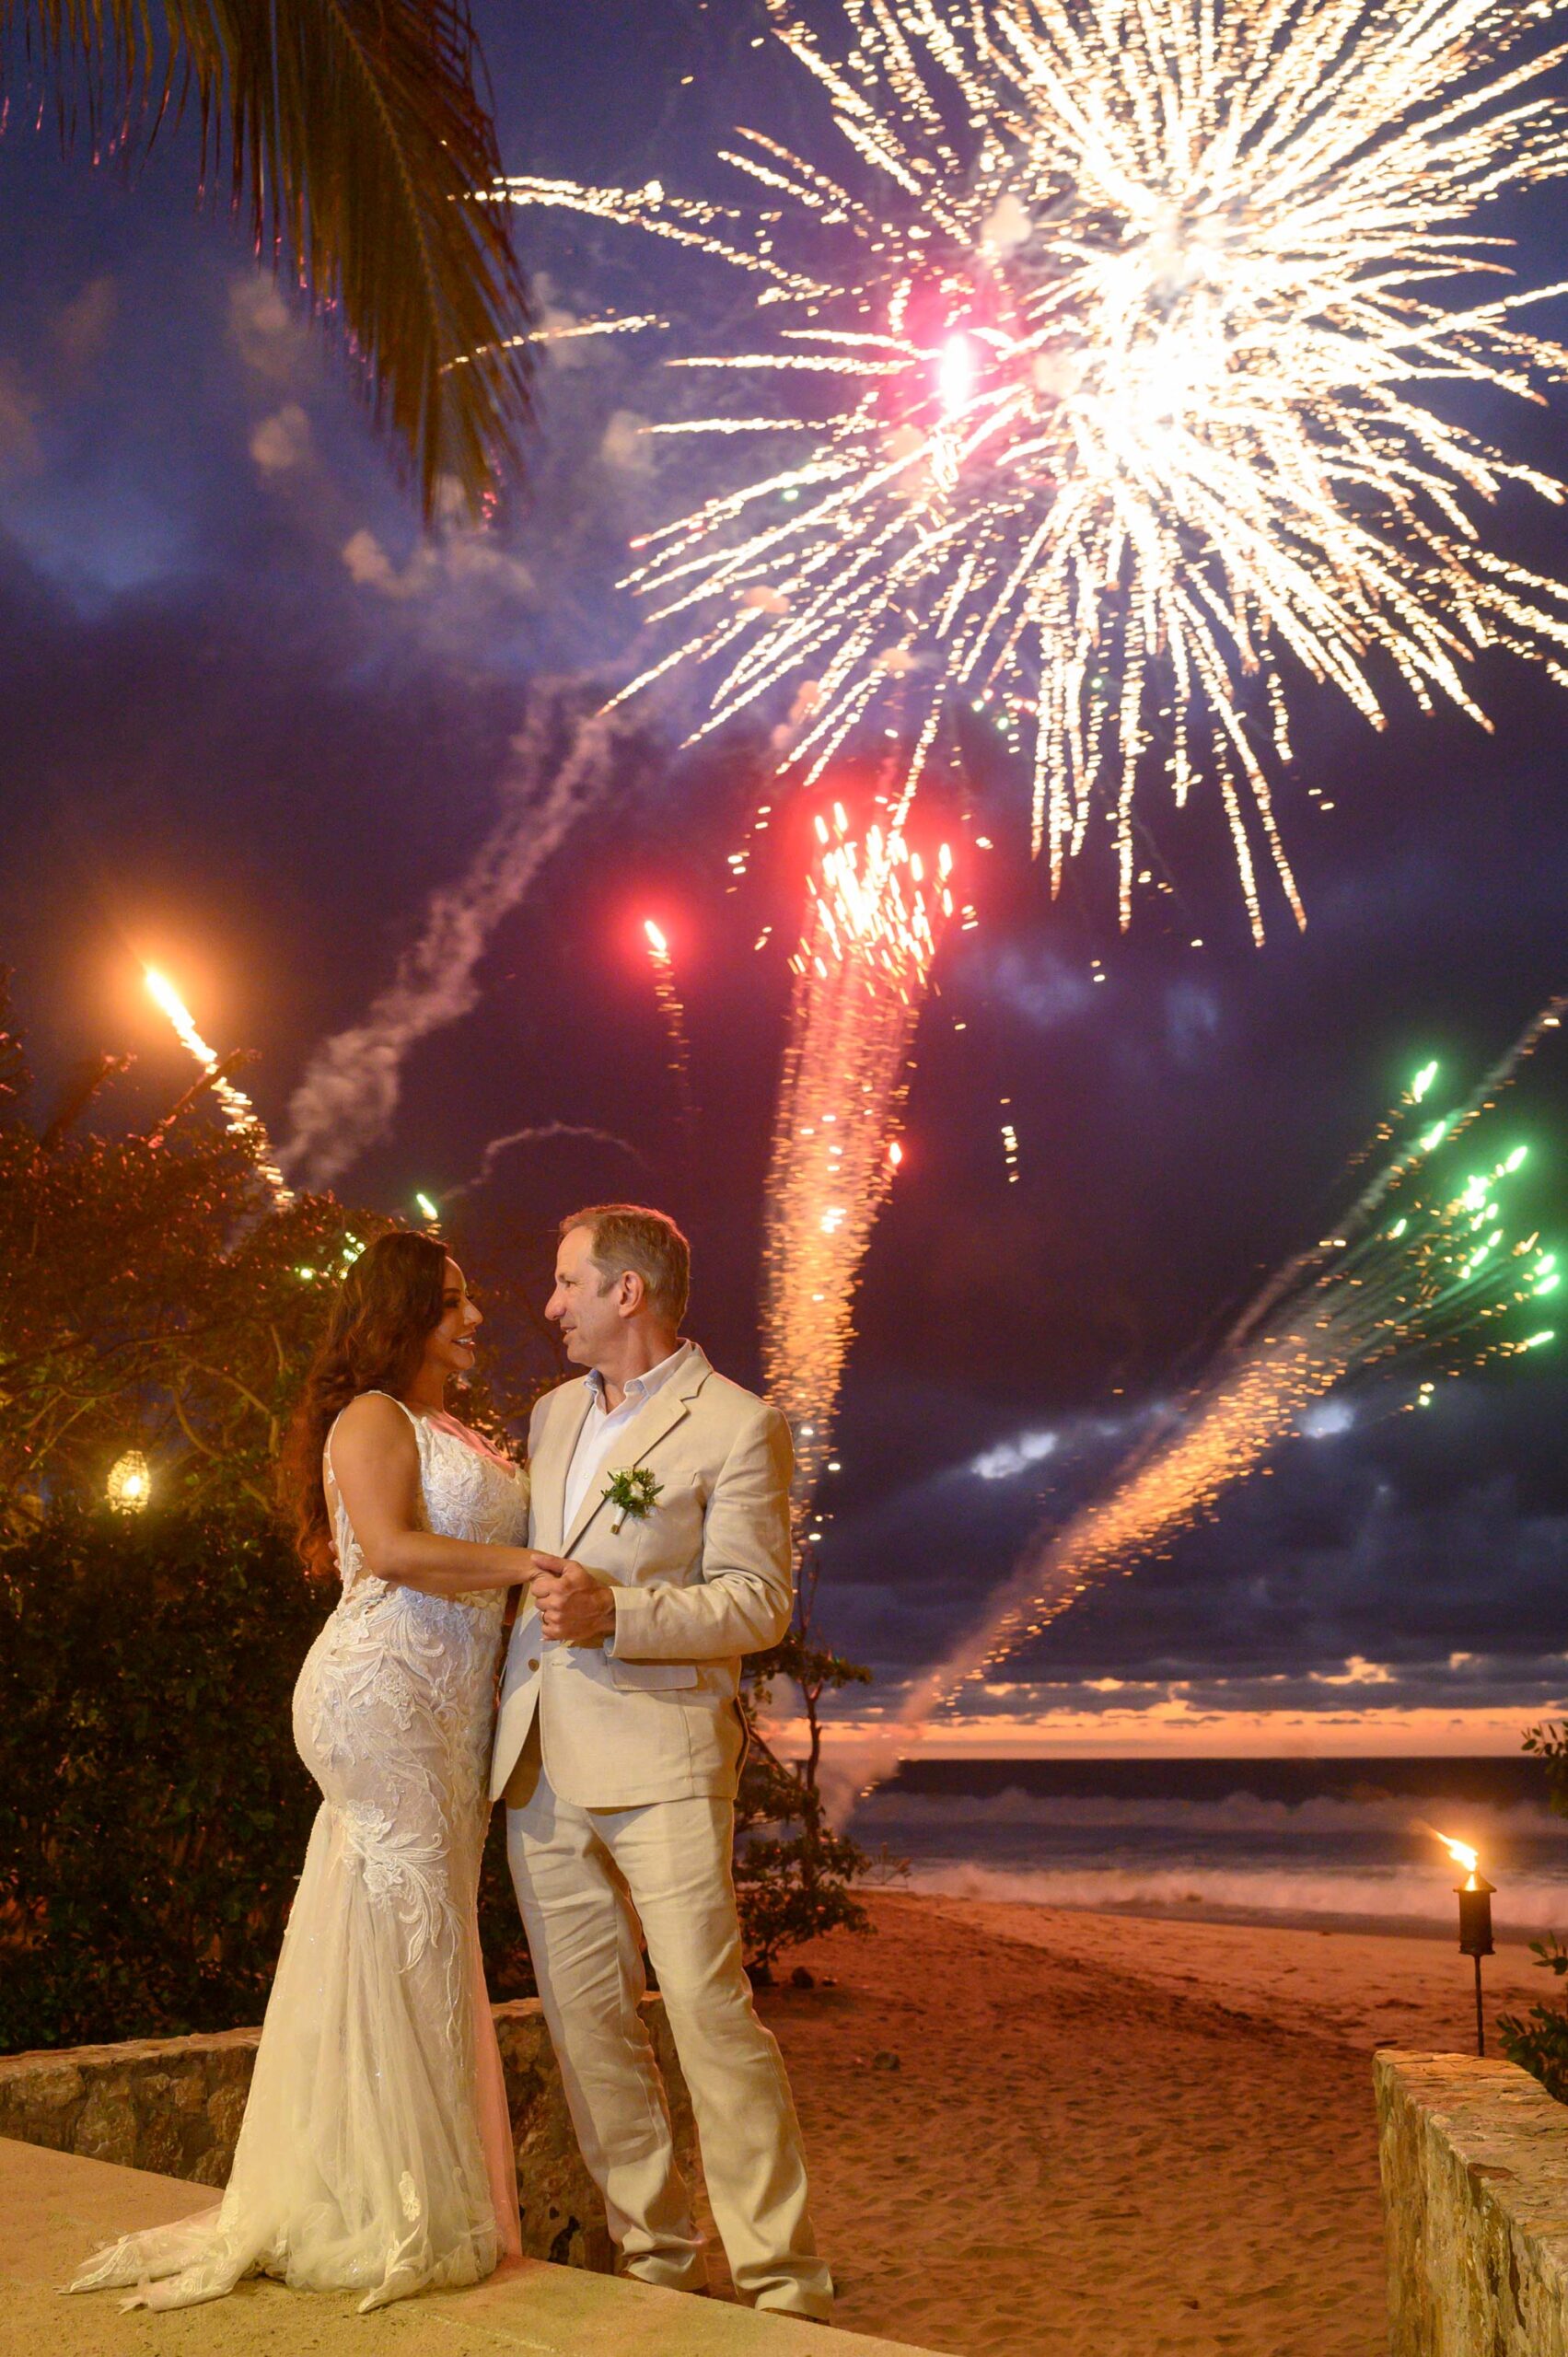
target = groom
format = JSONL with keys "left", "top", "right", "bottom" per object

{"left": 490, "top": 1203, "right": 833, "bottom": 2321}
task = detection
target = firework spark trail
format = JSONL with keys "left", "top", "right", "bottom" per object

{"left": 504, "top": 0, "right": 1568, "bottom": 939}
{"left": 144, "top": 969, "right": 294, "bottom": 1209}
{"left": 823, "top": 997, "right": 1565, "bottom": 1817}
{"left": 761, "top": 807, "right": 954, "bottom": 1527}
{"left": 643, "top": 920, "right": 699, "bottom": 1132}
{"left": 281, "top": 692, "right": 620, "bottom": 1192}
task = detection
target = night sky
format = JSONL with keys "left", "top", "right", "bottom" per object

{"left": 4, "top": 1, "right": 1567, "bottom": 1754}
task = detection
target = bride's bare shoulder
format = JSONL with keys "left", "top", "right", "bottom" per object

{"left": 330, "top": 1391, "right": 420, "bottom": 1462}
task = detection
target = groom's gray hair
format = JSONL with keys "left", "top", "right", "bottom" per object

{"left": 562, "top": 1203, "right": 691, "bottom": 1325}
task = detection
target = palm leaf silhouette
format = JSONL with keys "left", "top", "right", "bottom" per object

{"left": 3, "top": 0, "right": 535, "bottom": 517}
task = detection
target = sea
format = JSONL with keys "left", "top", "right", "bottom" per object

{"left": 847, "top": 1757, "right": 1568, "bottom": 1939}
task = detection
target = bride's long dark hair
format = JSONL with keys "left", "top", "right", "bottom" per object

{"left": 281, "top": 1230, "right": 448, "bottom": 1574}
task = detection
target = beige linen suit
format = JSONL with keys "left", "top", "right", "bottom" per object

{"left": 490, "top": 1345, "right": 831, "bottom": 2319}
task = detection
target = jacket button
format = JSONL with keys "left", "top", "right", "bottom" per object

{"left": 527, "top": 1657, "right": 540, "bottom": 1672}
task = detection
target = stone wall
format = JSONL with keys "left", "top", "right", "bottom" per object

{"left": 0, "top": 1997, "right": 696, "bottom": 2274}
{"left": 1376, "top": 2049, "right": 1568, "bottom": 2356}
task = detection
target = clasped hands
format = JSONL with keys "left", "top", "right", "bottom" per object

{"left": 527, "top": 1552, "right": 616, "bottom": 1645}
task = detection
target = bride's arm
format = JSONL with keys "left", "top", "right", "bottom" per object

{"left": 328, "top": 1394, "right": 539, "bottom": 1596}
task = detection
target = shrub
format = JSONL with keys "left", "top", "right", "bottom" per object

{"left": 1500, "top": 1723, "right": 1568, "bottom": 2101}
{"left": 0, "top": 1504, "right": 532, "bottom": 2051}
{"left": 1498, "top": 1933, "right": 1568, "bottom": 2101}
{"left": 734, "top": 1630, "right": 875, "bottom": 1979}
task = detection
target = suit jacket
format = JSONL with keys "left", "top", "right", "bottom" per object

{"left": 490, "top": 1345, "right": 794, "bottom": 1809}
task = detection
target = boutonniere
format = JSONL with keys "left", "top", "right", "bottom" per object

{"left": 601, "top": 1465, "right": 663, "bottom": 1533}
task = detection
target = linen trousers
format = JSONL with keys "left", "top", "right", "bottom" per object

{"left": 505, "top": 1728, "right": 832, "bottom": 2319}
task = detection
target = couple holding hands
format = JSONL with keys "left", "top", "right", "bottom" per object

{"left": 70, "top": 1205, "right": 833, "bottom": 2324}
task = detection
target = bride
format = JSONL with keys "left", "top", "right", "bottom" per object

{"left": 70, "top": 1232, "right": 539, "bottom": 2312}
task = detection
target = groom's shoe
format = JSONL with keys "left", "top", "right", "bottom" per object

{"left": 620, "top": 2256, "right": 710, "bottom": 2297}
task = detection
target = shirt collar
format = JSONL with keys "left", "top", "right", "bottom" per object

{"left": 586, "top": 1339, "right": 693, "bottom": 1413}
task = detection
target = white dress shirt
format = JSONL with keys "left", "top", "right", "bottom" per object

{"left": 562, "top": 1341, "right": 694, "bottom": 1538}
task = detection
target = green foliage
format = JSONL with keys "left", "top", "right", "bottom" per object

{"left": 1523, "top": 1720, "right": 1568, "bottom": 1815}
{"left": 0, "top": 1503, "right": 535, "bottom": 2051}
{"left": 1501, "top": 1727, "right": 1568, "bottom": 2101}
{"left": 0, "top": 999, "right": 401, "bottom": 1528}
{"left": 734, "top": 1629, "right": 877, "bottom": 1977}
{"left": 0, "top": 1121, "right": 395, "bottom": 1528}
{"left": 0, "top": 1503, "right": 323, "bottom": 2050}
{"left": 1498, "top": 1934, "right": 1568, "bottom": 2101}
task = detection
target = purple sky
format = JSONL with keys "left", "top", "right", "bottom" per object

{"left": 3, "top": 0, "right": 1568, "bottom": 1750}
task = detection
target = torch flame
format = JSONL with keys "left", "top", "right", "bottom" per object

{"left": 644, "top": 920, "right": 668, "bottom": 958}
{"left": 1433, "top": 1829, "right": 1480, "bottom": 1882}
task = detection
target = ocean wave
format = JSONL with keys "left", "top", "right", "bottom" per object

{"left": 900, "top": 1857, "right": 1568, "bottom": 1933}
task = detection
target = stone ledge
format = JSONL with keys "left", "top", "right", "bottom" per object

{"left": 0, "top": 1995, "right": 696, "bottom": 2274}
{"left": 4, "top": 2137, "right": 944, "bottom": 2357}
{"left": 1376, "top": 2049, "right": 1568, "bottom": 2357}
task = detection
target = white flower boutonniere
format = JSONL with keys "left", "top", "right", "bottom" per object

{"left": 602, "top": 1465, "right": 663, "bottom": 1534}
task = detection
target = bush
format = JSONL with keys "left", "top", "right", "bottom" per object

{"left": 1498, "top": 1933, "right": 1568, "bottom": 2100}
{"left": 1500, "top": 1724, "right": 1568, "bottom": 2101}
{"left": 733, "top": 1631, "right": 875, "bottom": 1979}
{"left": 0, "top": 1504, "right": 531, "bottom": 2051}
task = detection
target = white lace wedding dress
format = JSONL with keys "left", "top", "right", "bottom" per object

{"left": 69, "top": 1398, "right": 527, "bottom": 2312}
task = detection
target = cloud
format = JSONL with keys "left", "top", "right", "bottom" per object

{"left": 250, "top": 403, "right": 313, "bottom": 476}
{"left": 1165, "top": 975, "right": 1222, "bottom": 1064}
{"left": 529, "top": 273, "right": 600, "bottom": 374}
{"left": 227, "top": 275, "right": 308, "bottom": 381}
{"left": 51, "top": 276, "right": 117, "bottom": 384}
{"left": 600, "top": 409, "right": 656, "bottom": 478}
{"left": 986, "top": 941, "right": 1096, "bottom": 1031}
{"left": 1309, "top": 1655, "right": 1396, "bottom": 1686}
{"left": 0, "top": 361, "right": 41, "bottom": 473}
{"left": 280, "top": 690, "right": 621, "bottom": 1190}
{"left": 342, "top": 493, "right": 534, "bottom": 609}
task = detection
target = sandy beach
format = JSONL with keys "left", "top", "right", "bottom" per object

{"left": 710, "top": 1890, "right": 1557, "bottom": 2357}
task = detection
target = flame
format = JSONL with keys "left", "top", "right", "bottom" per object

{"left": 643, "top": 919, "right": 668, "bottom": 958}
{"left": 1433, "top": 1829, "right": 1480, "bottom": 1881}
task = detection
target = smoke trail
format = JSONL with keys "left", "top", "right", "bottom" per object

{"left": 447, "top": 1120, "right": 647, "bottom": 1198}
{"left": 821, "top": 996, "right": 1565, "bottom": 1823}
{"left": 281, "top": 691, "right": 620, "bottom": 1191}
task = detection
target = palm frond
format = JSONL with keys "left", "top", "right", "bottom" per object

{"left": 1, "top": 0, "right": 535, "bottom": 517}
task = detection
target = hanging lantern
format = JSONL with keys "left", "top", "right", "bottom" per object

{"left": 106, "top": 1451, "right": 151, "bottom": 1513}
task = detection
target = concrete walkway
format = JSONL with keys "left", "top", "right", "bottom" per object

{"left": 3, "top": 2137, "right": 942, "bottom": 2357}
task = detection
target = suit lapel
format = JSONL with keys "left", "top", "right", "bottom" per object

{"left": 538, "top": 1381, "right": 595, "bottom": 1553}
{"left": 563, "top": 1350, "right": 708, "bottom": 1555}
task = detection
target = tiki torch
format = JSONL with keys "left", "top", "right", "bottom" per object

{"left": 1433, "top": 1831, "right": 1494, "bottom": 2056}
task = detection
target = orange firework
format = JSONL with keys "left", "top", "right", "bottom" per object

{"left": 761, "top": 807, "right": 954, "bottom": 1528}
{"left": 144, "top": 968, "right": 294, "bottom": 1209}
